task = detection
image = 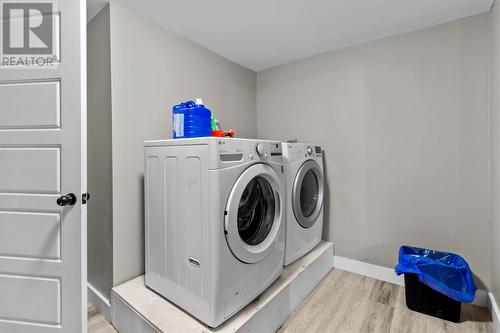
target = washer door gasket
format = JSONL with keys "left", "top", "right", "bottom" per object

{"left": 292, "top": 160, "right": 324, "bottom": 228}
{"left": 225, "top": 163, "right": 283, "bottom": 264}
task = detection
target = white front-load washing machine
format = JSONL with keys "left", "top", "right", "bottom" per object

{"left": 282, "top": 143, "right": 324, "bottom": 266}
{"left": 144, "top": 137, "right": 285, "bottom": 328}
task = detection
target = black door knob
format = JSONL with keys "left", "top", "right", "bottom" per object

{"left": 57, "top": 193, "right": 77, "bottom": 206}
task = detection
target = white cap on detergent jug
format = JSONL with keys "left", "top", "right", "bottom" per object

{"left": 195, "top": 98, "right": 203, "bottom": 106}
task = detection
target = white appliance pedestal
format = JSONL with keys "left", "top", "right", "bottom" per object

{"left": 111, "top": 241, "right": 333, "bottom": 333}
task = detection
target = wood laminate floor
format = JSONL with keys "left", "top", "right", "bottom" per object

{"left": 279, "top": 269, "right": 492, "bottom": 333}
{"left": 88, "top": 269, "right": 492, "bottom": 333}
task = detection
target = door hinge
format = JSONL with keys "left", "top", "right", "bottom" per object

{"left": 82, "top": 193, "right": 91, "bottom": 204}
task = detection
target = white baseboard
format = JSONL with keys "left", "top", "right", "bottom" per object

{"left": 88, "top": 283, "right": 112, "bottom": 323}
{"left": 333, "top": 255, "right": 404, "bottom": 286}
{"left": 333, "top": 255, "right": 488, "bottom": 308}
{"left": 489, "top": 292, "right": 500, "bottom": 333}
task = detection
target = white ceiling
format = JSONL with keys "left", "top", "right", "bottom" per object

{"left": 88, "top": 0, "right": 494, "bottom": 71}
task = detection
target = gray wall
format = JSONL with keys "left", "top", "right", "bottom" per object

{"left": 257, "top": 14, "right": 491, "bottom": 288}
{"left": 88, "top": 4, "right": 495, "bottom": 296}
{"left": 491, "top": 3, "right": 500, "bottom": 302}
{"left": 87, "top": 5, "right": 114, "bottom": 299}
{"left": 108, "top": 2, "right": 258, "bottom": 285}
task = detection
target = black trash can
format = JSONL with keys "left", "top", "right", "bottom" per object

{"left": 395, "top": 246, "right": 477, "bottom": 323}
{"left": 404, "top": 273, "right": 461, "bottom": 322}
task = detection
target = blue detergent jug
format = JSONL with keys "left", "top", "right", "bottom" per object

{"left": 172, "top": 100, "right": 211, "bottom": 139}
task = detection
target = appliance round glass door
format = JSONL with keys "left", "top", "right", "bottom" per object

{"left": 292, "top": 160, "right": 324, "bottom": 228}
{"left": 225, "top": 163, "right": 283, "bottom": 264}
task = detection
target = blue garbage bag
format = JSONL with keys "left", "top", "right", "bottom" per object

{"left": 395, "top": 246, "right": 477, "bottom": 303}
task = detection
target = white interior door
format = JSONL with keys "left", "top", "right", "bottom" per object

{"left": 0, "top": 0, "right": 86, "bottom": 332}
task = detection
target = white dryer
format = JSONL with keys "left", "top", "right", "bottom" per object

{"left": 282, "top": 143, "right": 324, "bottom": 266}
{"left": 144, "top": 138, "right": 285, "bottom": 328}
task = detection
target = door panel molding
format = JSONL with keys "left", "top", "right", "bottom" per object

{"left": 0, "top": 80, "right": 61, "bottom": 130}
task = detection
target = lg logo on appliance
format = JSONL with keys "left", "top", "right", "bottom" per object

{"left": 2, "top": 1, "right": 53, "bottom": 55}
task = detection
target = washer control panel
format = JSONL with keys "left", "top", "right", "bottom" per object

{"left": 217, "top": 139, "right": 282, "bottom": 164}
{"left": 286, "top": 143, "right": 322, "bottom": 162}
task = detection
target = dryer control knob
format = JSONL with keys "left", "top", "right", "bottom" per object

{"left": 256, "top": 144, "right": 265, "bottom": 156}
{"left": 307, "top": 147, "right": 313, "bottom": 155}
